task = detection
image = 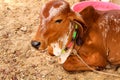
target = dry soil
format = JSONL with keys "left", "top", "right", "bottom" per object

{"left": 0, "top": 0, "right": 120, "bottom": 80}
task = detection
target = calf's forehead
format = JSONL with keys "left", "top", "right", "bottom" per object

{"left": 41, "top": 0, "right": 69, "bottom": 19}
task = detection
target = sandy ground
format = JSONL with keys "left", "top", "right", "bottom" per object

{"left": 0, "top": 0, "right": 120, "bottom": 80}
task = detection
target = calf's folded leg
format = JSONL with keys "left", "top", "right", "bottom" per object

{"left": 63, "top": 52, "right": 108, "bottom": 71}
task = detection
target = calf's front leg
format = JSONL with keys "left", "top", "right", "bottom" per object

{"left": 63, "top": 52, "right": 108, "bottom": 71}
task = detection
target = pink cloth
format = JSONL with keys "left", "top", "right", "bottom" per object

{"left": 72, "top": 1, "right": 120, "bottom": 12}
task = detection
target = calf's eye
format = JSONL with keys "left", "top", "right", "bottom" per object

{"left": 55, "top": 19, "right": 62, "bottom": 23}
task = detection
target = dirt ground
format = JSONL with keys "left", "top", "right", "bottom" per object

{"left": 0, "top": 0, "right": 120, "bottom": 80}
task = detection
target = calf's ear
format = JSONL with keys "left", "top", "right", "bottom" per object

{"left": 68, "top": 11, "right": 87, "bottom": 33}
{"left": 73, "top": 21, "right": 85, "bottom": 46}
{"left": 69, "top": 11, "right": 87, "bottom": 46}
{"left": 68, "top": 11, "right": 85, "bottom": 24}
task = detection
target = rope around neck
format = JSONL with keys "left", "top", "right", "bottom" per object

{"left": 74, "top": 51, "right": 120, "bottom": 78}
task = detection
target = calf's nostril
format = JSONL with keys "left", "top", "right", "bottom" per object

{"left": 31, "top": 41, "right": 41, "bottom": 49}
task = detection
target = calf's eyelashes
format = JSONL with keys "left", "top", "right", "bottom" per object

{"left": 55, "top": 19, "right": 63, "bottom": 23}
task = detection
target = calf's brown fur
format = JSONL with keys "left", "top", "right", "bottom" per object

{"left": 31, "top": 0, "right": 120, "bottom": 71}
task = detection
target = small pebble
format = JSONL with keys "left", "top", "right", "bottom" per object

{"left": 40, "top": 70, "right": 49, "bottom": 78}
{"left": 20, "top": 27, "right": 27, "bottom": 32}
{"left": 57, "top": 75, "right": 63, "bottom": 80}
{"left": 0, "top": 25, "right": 3, "bottom": 30}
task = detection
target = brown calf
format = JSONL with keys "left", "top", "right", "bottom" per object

{"left": 31, "top": 0, "right": 120, "bottom": 71}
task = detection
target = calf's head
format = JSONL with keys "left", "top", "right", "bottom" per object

{"left": 31, "top": 0, "right": 85, "bottom": 50}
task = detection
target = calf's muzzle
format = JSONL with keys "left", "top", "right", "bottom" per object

{"left": 31, "top": 41, "right": 41, "bottom": 49}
